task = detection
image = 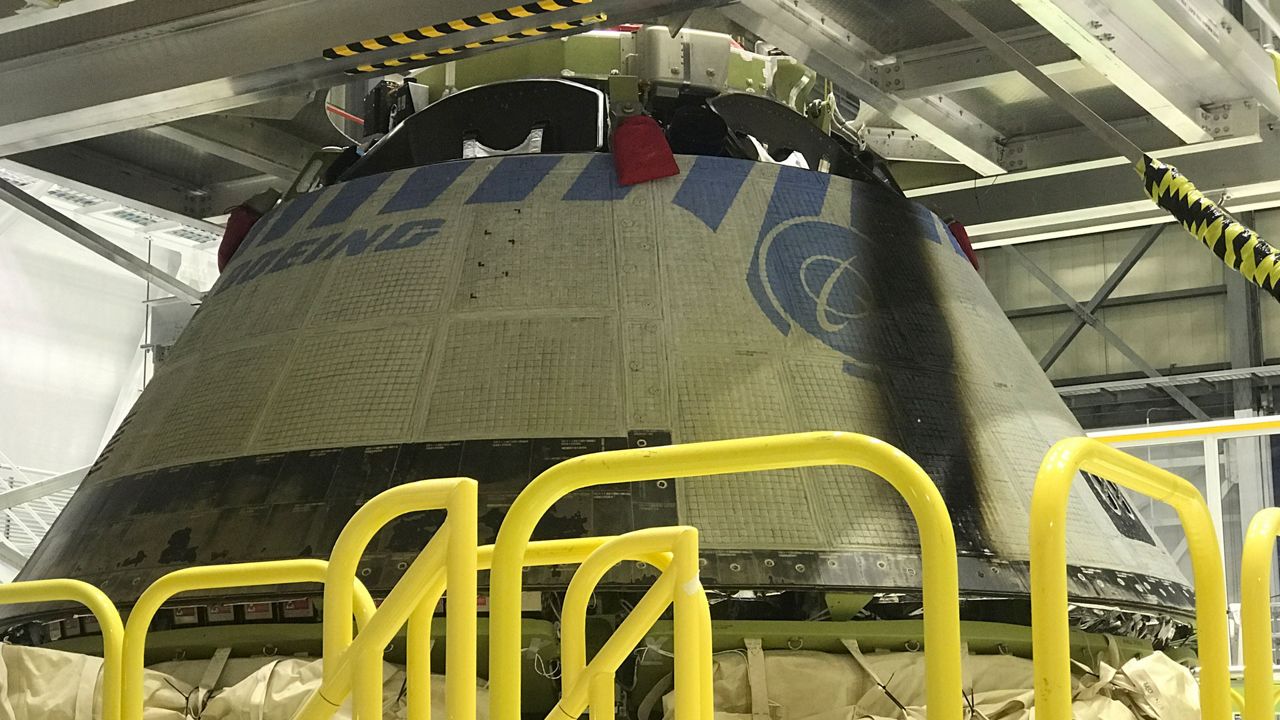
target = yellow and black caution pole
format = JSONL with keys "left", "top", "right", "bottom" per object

{"left": 1140, "top": 157, "right": 1280, "bottom": 300}
{"left": 343, "top": 13, "right": 608, "bottom": 75}
{"left": 926, "top": 0, "right": 1280, "bottom": 302}
{"left": 322, "top": 0, "right": 593, "bottom": 60}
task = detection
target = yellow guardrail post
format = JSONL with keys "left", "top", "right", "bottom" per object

{"left": 301, "top": 478, "right": 477, "bottom": 720}
{"left": 490, "top": 431, "right": 962, "bottom": 720}
{"left": 322, "top": 480, "right": 457, "bottom": 682}
{"left": 121, "top": 559, "right": 375, "bottom": 720}
{"left": 698, "top": 588, "right": 712, "bottom": 720}
{"left": 1029, "top": 437, "right": 1230, "bottom": 720}
{"left": 558, "top": 527, "right": 681, "bottom": 716}
{"left": 672, "top": 528, "right": 704, "bottom": 720}
{"left": 0, "top": 579, "right": 124, "bottom": 720}
{"left": 555, "top": 571, "right": 679, "bottom": 718}
{"left": 448, "top": 477, "right": 479, "bottom": 720}
{"left": 589, "top": 672, "right": 615, "bottom": 720}
{"left": 403, "top": 536, "right": 636, "bottom": 720}
{"left": 1242, "top": 507, "right": 1280, "bottom": 720}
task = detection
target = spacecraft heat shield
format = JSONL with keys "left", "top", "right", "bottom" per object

{"left": 17, "top": 154, "right": 1191, "bottom": 614}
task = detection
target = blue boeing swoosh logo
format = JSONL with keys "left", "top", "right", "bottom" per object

{"left": 743, "top": 166, "right": 877, "bottom": 374}
{"left": 748, "top": 218, "right": 877, "bottom": 369}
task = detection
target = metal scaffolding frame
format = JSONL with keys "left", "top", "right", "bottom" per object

{"left": 1005, "top": 244, "right": 1211, "bottom": 420}
{"left": 0, "top": 174, "right": 206, "bottom": 304}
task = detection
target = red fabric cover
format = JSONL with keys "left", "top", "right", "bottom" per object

{"left": 612, "top": 115, "right": 680, "bottom": 186}
{"left": 218, "top": 205, "right": 264, "bottom": 272}
{"left": 948, "top": 219, "right": 980, "bottom": 271}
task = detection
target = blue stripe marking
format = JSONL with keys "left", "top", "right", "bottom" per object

{"left": 746, "top": 166, "right": 831, "bottom": 335}
{"left": 466, "top": 155, "right": 561, "bottom": 204}
{"left": 380, "top": 161, "right": 469, "bottom": 215}
{"left": 760, "top": 165, "right": 830, "bottom": 239}
{"left": 672, "top": 156, "right": 753, "bottom": 231}
{"left": 562, "top": 154, "right": 632, "bottom": 201}
{"left": 310, "top": 174, "right": 389, "bottom": 228}
{"left": 254, "top": 190, "right": 323, "bottom": 246}
{"left": 910, "top": 203, "right": 966, "bottom": 259}
{"left": 945, "top": 225, "right": 966, "bottom": 257}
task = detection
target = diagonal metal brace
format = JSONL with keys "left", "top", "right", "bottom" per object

{"left": 1007, "top": 245, "right": 1210, "bottom": 420}
{"left": 0, "top": 175, "right": 204, "bottom": 304}
{"left": 1040, "top": 223, "right": 1167, "bottom": 370}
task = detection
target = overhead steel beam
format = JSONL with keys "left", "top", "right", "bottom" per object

{"left": 860, "top": 128, "right": 961, "bottom": 164}
{"left": 0, "top": 467, "right": 88, "bottom": 512}
{"left": 9, "top": 145, "right": 220, "bottom": 220}
{"left": 1148, "top": 0, "right": 1280, "bottom": 118}
{"left": 927, "top": 0, "right": 1148, "bottom": 164}
{"left": 0, "top": 0, "right": 706, "bottom": 155}
{"left": 0, "top": 175, "right": 205, "bottom": 303}
{"left": 0, "top": 156, "right": 224, "bottom": 238}
{"left": 868, "top": 29, "right": 1084, "bottom": 98}
{"left": 913, "top": 119, "right": 1280, "bottom": 246}
{"left": 147, "top": 115, "right": 313, "bottom": 181}
{"left": 721, "top": 0, "right": 1007, "bottom": 176}
{"left": 1007, "top": 0, "right": 1223, "bottom": 143}
{"left": 1057, "top": 364, "right": 1280, "bottom": 396}
{"left": 1038, "top": 223, "right": 1166, "bottom": 370}
{"left": 1006, "top": 245, "right": 1211, "bottom": 420}
{"left": 996, "top": 100, "right": 1258, "bottom": 174}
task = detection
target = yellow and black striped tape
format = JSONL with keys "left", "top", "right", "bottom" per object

{"left": 1140, "top": 156, "right": 1280, "bottom": 301}
{"left": 345, "top": 13, "right": 607, "bottom": 75}
{"left": 324, "top": 0, "right": 593, "bottom": 59}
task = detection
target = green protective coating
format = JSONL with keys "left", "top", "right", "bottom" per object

{"left": 562, "top": 33, "right": 628, "bottom": 76}
{"left": 726, "top": 51, "right": 767, "bottom": 94}
{"left": 453, "top": 39, "right": 572, "bottom": 88}
{"left": 769, "top": 57, "right": 816, "bottom": 112}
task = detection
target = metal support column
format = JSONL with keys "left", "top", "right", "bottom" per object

{"left": 1039, "top": 223, "right": 1167, "bottom": 370}
{"left": 1222, "top": 215, "right": 1273, "bottom": 615}
{"left": 1006, "top": 246, "right": 1211, "bottom": 420}
{"left": 1226, "top": 236, "right": 1264, "bottom": 415}
{"left": 1204, "top": 436, "right": 1227, "bottom": 561}
{"left": 0, "top": 175, "right": 204, "bottom": 304}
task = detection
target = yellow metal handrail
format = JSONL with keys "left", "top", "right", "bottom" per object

{"left": 1242, "top": 507, "right": 1280, "bottom": 720}
{"left": 402, "top": 537, "right": 622, "bottom": 720}
{"left": 0, "top": 579, "right": 124, "bottom": 720}
{"left": 121, "top": 558, "right": 377, "bottom": 720}
{"left": 297, "top": 478, "right": 477, "bottom": 720}
{"left": 489, "top": 431, "right": 962, "bottom": 720}
{"left": 556, "top": 526, "right": 712, "bottom": 720}
{"left": 304, "top": 533, "right": 658, "bottom": 720}
{"left": 320, "top": 474, "right": 481, "bottom": 717}
{"left": 1029, "top": 437, "right": 1230, "bottom": 720}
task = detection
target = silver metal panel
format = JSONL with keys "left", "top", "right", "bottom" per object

{"left": 722, "top": 0, "right": 1007, "bottom": 176}
{"left": 944, "top": 68, "right": 1148, "bottom": 138}
{"left": 1007, "top": 0, "right": 1234, "bottom": 143}
{"left": 913, "top": 120, "right": 1280, "bottom": 245}
{"left": 0, "top": 0, "right": 709, "bottom": 155}
{"left": 805, "top": 0, "right": 1035, "bottom": 54}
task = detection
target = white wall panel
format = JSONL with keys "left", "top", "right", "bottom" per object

{"left": 0, "top": 207, "right": 213, "bottom": 474}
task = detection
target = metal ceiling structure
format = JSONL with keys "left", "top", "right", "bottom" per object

{"left": 3, "top": 0, "right": 1280, "bottom": 425}
{"left": 0, "top": 0, "right": 1276, "bottom": 226}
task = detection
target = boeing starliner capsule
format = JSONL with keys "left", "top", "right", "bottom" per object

{"left": 11, "top": 28, "right": 1190, "bottom": 642}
